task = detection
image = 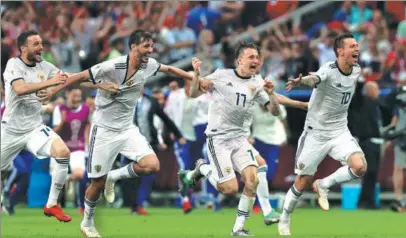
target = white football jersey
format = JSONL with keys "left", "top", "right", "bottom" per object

{"left": 306, "top": 61, "right": 361, "bottom": 133}
{"left": 204, "top": 69, "right": 270, "bottom": 138}
{"left": 89, "top": 55, "right": 160, "bottom": 131}
{"left": 2, "top": 57, "right": 60, "bottom": 134}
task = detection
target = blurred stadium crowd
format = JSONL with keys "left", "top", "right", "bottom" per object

{"left": 1, "top": 1, "right": 406, "bottom": 212}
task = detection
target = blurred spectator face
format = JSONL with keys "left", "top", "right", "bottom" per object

{"left": 342, "top": 1, "right": 352, "bottom": 11}
{"left": 55, "top": 96, "right": 65, "bottom": 106}
{"left": 21, "top": 34, "right": 44, "bottom": 63}
{"left": 368, "top": 40, "right": 377, "bottom": 53}
{"left": 282, "top": 47, "right": 292, "bottom": 60}
{"left": 365, "top": 81, "right": 379, "bottom": 99}
{"left": 169, "top": 81, "right": 179, "bottom": 91}
{"left": 199, "top": 29, "right": 214, "bottom": 46}
{"left": 67, "top": 89, "right": 82, "bottom": 109}
{"left": 356, "top": 0, "right": 366, "bottom": 9}
{"left": 338, "top": 37, "right": 360, "bottom": 66}
{"left": 372, "top": 10, "right": 382, "bottom": 23}
{"left": 85, "top": 96, "right": 95, "bottom": 112}
{"left": 174, "top": 14, "right": 185, "bottom": 28}
{"left": 237, "top": 48, "right": 260, "bottom": 76}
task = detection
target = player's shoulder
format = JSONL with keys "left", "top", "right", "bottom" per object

{"left": 352, "top": 63, "right": 361, "bottom": 75}
{"left": 109, "top": 55, "right": 128, "bottom": 69}
{"left": 5, "top": 57, "right": 23, "bottom": 69}
{"left": 322, "top": 61, "right": 338, "bottom": 71}
{"left": 38, "top": 60, "right": 57, "bottom": 70}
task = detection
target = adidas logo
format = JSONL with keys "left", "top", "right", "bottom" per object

{"left": 337, "top": 83, "right": 342, "bottom": 88}
{"left": 226, "top": 82, "right": 233, "bottom": 87}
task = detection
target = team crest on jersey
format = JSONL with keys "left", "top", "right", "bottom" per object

{"left": 125, "top": 79, "right": 136, "bottom": 87}
{"left": 37, "top": 72, "right": 46, "bottom": 82}
{"left": 248, "top": 85, "right": 257, "bottom": 93}
{"left": 94, "top": 165, "right": 102, "bottom": 172}
{"left": 224, "top": 167, "right": 232, "bottom": 174}
{"left": 297, "top": 163, "right": 305, "bottom": 170}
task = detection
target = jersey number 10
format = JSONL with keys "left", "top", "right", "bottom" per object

{"left": 341, "top": 92, "right": 351, "bottom": 105}
{"left": 236, "top": 93, "right": 247, "bottom": 107}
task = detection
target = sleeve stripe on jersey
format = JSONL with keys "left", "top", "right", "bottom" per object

{"left": 208, "top": 137, "right": 224, "bottom": 178}
{"left": 88, "top": 69, "right": 96, "bottom": 84}
{"left": 10, "top": 78, "right": 24, "bottom": 86}
{"left": 314, "top": 75, "right": 321, "bottom": 87}
{"left": 153, "top": 63, "right": 161, "bottom": 76}
{"left": 264, "top": 101, "right": 270, "bottom": 108}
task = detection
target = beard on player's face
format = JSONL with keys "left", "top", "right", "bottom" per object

{"left": 26, "top": 50, "right": 41, "bottom": 62}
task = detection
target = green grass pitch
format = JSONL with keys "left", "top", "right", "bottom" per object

{"left": 2, "top": 207, "right": 405, "bottom": 237}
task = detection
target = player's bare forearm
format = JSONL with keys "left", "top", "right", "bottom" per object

{"left": 276, "top": 93, "right": 308, "bottom": 111}
{"left": 188, "top": 74, "right": 203, "bottom": 98}
{"left": 300, "top": 75, "right": 320, "bottom": 88}
{"left": 160, "top": 65, "right": 194, "bottom": 80}
{"left": 51, "top": 71, "right": 91, "bottom": 95}
{"left": 266, "top": 92, "right": 281, "bottom": 116}
{"left": 12, "top": 79, "right": 55, "bottom": 96}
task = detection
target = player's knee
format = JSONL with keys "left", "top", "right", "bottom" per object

{"left": 244, "top": 174, "right": 259, "bottom": 193}
{"left": 71, "top": 169, "right": 84, "bottom": 180}
{"left": 55, "top": 146, "right": 70, "bottom": 158}
{"left": 218, "top": 180, "right": 239, "bottom": 195}
{"left": 91, "top": 177, "right": 106, "bottom": 189}
{"left": 348, "top": 152, "right": 367, "bottom": 176}
{"left": 294, "top": 175, "right": 312, "bottom": 191}
{"left": 256, "top": 156, "right": 266, "bottom": 167}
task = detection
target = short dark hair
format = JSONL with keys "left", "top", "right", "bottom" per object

{"left": 333, "top": 33, "right": 354, "bottom": 57}
{"left": 17, "top": 30, "right": 39, "bottom": 53}
{"left": 128, "top": 29, "right": 153, "bottom": 48}
{"left": 235, "top": 41, "right": 261, "bottom": 59}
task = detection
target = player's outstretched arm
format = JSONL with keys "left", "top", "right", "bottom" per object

{"left": 285, "top": 73, "right": 320, "bottom": 92}
{"left": 159, "top": 64, "right": 194, "bottom": 81}
{"left": 275, "top": 93, "right": 308, "bottom": 111}
{"left": 263, "top": 79, "right": 281, "bottom": 116}
{"left": 12, "top": 73, "right": 67, "bottom": 96}
{"left": 187, "top": 57, "right": 213, "bottom": 98}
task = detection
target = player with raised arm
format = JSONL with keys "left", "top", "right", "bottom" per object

{"left": 50, "top": 29, "right": 194, "bottom": 237}
{"left": 278, "top": 33, "right": 366, "bottom": 236}
{"left": 1, "top": 30, "right": 72, "bottom": 222}
{"left": 179, "top": 41, "right": 281, "bottom": 236}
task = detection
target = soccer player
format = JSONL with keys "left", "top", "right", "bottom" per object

{"left": 52, "top": 29, "right": 194, "bottom": 237}
{"left": 1, "top": 30, "right": 75, "bottom": 222}
{"left": 278, "top": 33, "right": 366, "bottom": 235}
{"left": 50, "top": 87, "right": 91, "bottom": 214}
{"left": 180, "top": 41, "right": 281, "bottom": 236}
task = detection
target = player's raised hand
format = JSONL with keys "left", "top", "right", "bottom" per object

{"left": 263, "top": 78, "right": 274, "bottom": 94}
{"left": 286, "top": 73, "right": 302, "bottom": 92}
{"left": 49, "top": 72, "right": 68, "bottom": 86}
{"left": 192, "top": 57, "right": 202, "bottom": 76}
